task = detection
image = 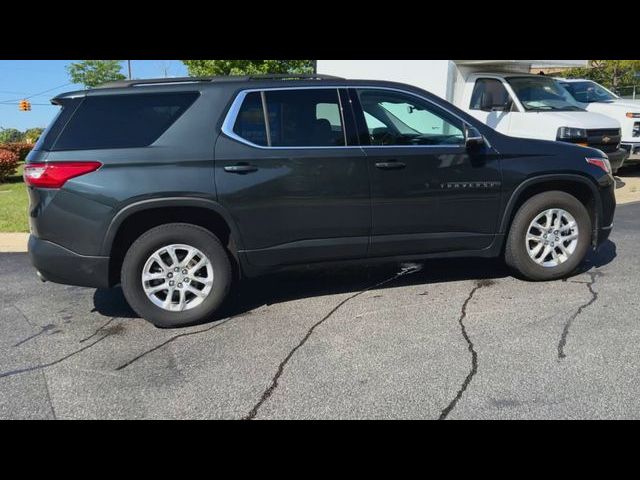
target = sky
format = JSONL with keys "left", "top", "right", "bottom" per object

{"left": 0, "top": 60, "right": 189, "bottom": 131}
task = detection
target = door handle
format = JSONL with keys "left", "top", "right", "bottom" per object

{"left": 375, "top": 160, "right": 406, "bottom": 170}
{"left": 224, "top": 164, "right": 258, "bottom": 174}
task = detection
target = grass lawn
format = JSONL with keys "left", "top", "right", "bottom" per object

{"left": 0, "top": 163, "right": 29, "bottom": 232}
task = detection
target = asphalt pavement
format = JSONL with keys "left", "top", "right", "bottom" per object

{"left": 0, "top": 202, "right": 638, "bottom": 419}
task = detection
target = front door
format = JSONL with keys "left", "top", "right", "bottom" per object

{"left": 351, "top": 87, "right": 502, "bottom": 257}
{"left": 215, "top": 87, "right": 370, "bottom": 267}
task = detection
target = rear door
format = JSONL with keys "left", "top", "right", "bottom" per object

{"left": 351, "top": 87, "right": 502, "bottom": 257}
{"left": 215, "top": 87, "right": 370, "bottom": 267}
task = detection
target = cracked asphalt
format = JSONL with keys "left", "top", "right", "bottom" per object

{"left": 0, "top": 202, "right": 638, "bottom": 419}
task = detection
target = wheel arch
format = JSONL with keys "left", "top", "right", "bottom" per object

{"left": 103, "top": 197, "right": 243, "bottom": 286}
{"left": 500, "top": 174, "right": 602, "bottom": 245}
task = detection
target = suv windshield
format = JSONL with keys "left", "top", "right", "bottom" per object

{"left": 559, "top": 80, "right": 619, "bottom": 103}
{"left": 506, "top": 76, "right": 584, "bottom": 112}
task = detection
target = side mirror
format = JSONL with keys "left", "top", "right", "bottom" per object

{"left": 465, "top": 124, "right": 484, "bottom": 150}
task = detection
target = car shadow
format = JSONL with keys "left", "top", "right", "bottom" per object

{"left": 92, "top": 240, "right": 617, "bottom": 322}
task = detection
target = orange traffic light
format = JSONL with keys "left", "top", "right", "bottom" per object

{"left": 19, "top": 99, "right": 31, "bottom": 111}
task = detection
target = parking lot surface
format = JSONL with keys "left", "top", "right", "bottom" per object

{"left": 0, "top": 202, "right": 638, "bottom": 419}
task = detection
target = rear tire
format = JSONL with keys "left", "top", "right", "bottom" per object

{"left": 505, "top": 191, "right": 591, "bottom": 281}
{"left": 121, "top": 223, "right": 232, "bottom": 328}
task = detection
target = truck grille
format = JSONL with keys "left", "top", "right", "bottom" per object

{"left": 587, "top": 128, "right": 621, "bottom": 153}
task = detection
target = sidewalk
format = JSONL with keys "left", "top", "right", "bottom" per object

{"left": 0, "top": 233, "right": 29, "bottom": 252}
{"left": 615, "top": 174, "right": 640, "bottom": 205}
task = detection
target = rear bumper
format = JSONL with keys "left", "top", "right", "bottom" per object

{"left": 28, "top": 235, "right": 110, "bottom": 289}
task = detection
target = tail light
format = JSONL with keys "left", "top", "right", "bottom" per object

{"left": 23, "top": 162, "right": 102, "bottom": 188}
{"left": 586, "top": 157, "right": 611, "bottom": 174}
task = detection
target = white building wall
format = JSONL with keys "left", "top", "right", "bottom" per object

{"left": 317, "top": 60, "right": 452, "bottom": 99}
{"left": 317, "top": 60, "right": 588, "bottom": 103}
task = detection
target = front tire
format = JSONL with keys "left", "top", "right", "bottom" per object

{"left": 121, "top": 223, "right": 232, "bottom": 328}
{"left": 505, "top": 191, "right": 591, "bottom": 281}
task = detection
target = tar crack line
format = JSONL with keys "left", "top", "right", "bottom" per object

{"left": 0, "top": 333, "right": 113, "bottom": 379}
{"left": 557, "top": 270, "right": 602, "bottom": 360}
{"left": 115, "top": 316, "right": 234, "bottom": 370}
{"left": 243, "top": 263, "right": 423, "bottom": 420}
{"left": 79, "top": 317, "right": 116, "bottom": 343}
{"left": 439, "top": 279, "right": 493, "bottom": 420}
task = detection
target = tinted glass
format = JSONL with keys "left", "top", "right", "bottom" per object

{"left": 233, "top": 92, "right": 268, "bottom": 146}
{"left": 33, "top": 98, "right": 82, "bottom": 151}
{"left": 264, "top": 89, "right": 345, "bottom": 147}
{"left": 470, "top": 79, "right": 511, "bottom": 110}
{"left": 52, "top": 92, "right": 199, "bottom": 150}
{"left": 357, "top": 89, "right": 464, "bottom": 146}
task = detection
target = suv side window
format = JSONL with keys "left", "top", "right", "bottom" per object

{"left": 230, "top": 89, "right": 347, "bottom": 147}
{"left": 470, "top": 79, "right": 511, "bottom": 111}
{"left": 264, "top": 89, "right": 346, "bottom": 147}
{"left": 52, "top": 92, "right": 199, "bottom": 150}
{"left": 232, "top": 92, "right": 268, "bottom": 146}
{"left": 356, "top": 89, "right": 464, "bottom": 146}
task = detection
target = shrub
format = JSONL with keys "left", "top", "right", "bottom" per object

{"left": 0, "top": 149, "right": 19, "bottom": 183}
{"left": 0, "top": 142, "right": 33, "bottom": 162}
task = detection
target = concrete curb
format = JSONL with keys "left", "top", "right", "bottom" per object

{"left": 0, "top": 233, "right": 29, "bottom": 253}
{"left": 615, "top": 175, "right": 640, "bottom": 205}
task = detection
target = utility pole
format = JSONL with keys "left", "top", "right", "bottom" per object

{"left": 127, "top": 60, "right": 132, "bottom": 80}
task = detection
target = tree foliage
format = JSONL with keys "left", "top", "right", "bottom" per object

{"left": 561, "top": 60, "right": 640, "bottom": 90}
{"left": 66, "top": 60, "right": 126, "bottom": 88}
{"left": 23, "top": 127, "right": 44, "bottom": 144}
{"left": 0, "top": 128, "right": 23, "bottom": 143}
{"left": 0, "top": 149, "right": 19, "bottom": 182}
{"left": 182, "top": 60, "right": 314, "bottom": 77}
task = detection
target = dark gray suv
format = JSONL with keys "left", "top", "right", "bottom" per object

{"left": 25, "top": 74, "right": 616, "bottom": 327}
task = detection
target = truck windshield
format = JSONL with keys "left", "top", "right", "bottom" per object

{"left": 506, "top": 76, "right": 584, "bottom": 112}
{"left": 558, "top": 80, "right": 619, "bottom": 103}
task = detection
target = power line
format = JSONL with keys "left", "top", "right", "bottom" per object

{"left": 0, "top": 82, "right": 74, "bottom": 104}
{"left": 0, "top": 102, "right": 57, "bottom": 107}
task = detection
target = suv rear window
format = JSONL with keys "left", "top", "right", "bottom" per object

{"left": 51, "top": 92, "right": 199, "bottom": 150}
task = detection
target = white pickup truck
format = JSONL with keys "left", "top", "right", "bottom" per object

{"left": 461, "top": 72, "right": 627, "bottom": 173}
{"left": 317, "top": 61, "right": 628, "bottom": 173}
{"left": 556, "top": 78, "right": 640, "bottom": 165}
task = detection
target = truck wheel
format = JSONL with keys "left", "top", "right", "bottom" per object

{"left": 505, "top": 191, "right": 591, "bottom": 281}
{"left": 121, "top": 223, "right": 232, "bottom": 328}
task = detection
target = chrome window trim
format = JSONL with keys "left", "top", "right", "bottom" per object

{"left": 220, "top": 85, "right": 472, "bottom": 150}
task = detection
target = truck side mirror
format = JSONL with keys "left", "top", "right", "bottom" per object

{"left": 465, "top": 124, "right": 485, "bottom": 150}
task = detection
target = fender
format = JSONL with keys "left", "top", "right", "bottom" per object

{"left": 499, "top": 173, "right": 602, "bottom": 234}
{"left": 100, "top": 196, "right": 244, "bottom": 256}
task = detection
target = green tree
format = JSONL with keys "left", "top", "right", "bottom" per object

{"left": 562, "top": 60, "right": 640, "bottom": 90}
{"left": 0, "top": 128, "right": 23, "bottom": 143}
{"left": 23, "top": 127, "right": 45, "bottom": 144}
{"left": 182, "top": 60, "right": 314, "bottom": 77}
{"left": 66, "top": 60, "right": 126, "bottom": 88}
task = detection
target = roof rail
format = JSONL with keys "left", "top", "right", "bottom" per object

{"left": 96, "top": 74, "right": 344, "bottom": 89}
{"left": 95, "top": 76, "right": 235, "bottom": 88}
{"left": 246, "top": 74, "right": 344, "bottom": 81}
